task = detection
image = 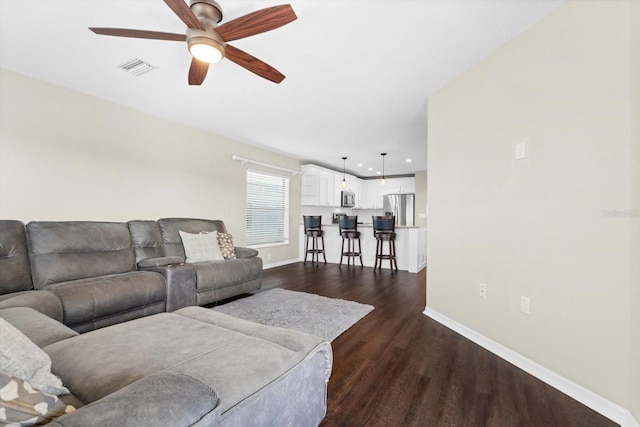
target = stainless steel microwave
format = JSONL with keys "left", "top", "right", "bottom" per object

{"left": 341, "top": 190, "right": 355, "bottom": 207}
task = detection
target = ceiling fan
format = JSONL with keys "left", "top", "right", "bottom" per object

{"left": 89, "top": 0, "right": 296, "bottom": 85}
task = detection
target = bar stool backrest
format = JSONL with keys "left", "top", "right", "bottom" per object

{"left": 303, "top": 215, "right": 322, "bottom": 232}
{"left": 372, "top": 216, "right": 395, "bottom": 235}
{"left": 339, "top": 216, "right": 358, "bottom": 233}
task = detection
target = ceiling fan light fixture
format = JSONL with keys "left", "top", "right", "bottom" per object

{"left": 190, "top": 0, "right": 223, "bottom": 24}
{"left": 90, "top": 2, "right": 296, "bottom": 85}
{"left": 188, "top": 37, "right": 224, "bottom": 63}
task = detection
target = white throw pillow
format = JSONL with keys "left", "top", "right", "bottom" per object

{"left": 0, "top": 318, "right": 69, "bottom": 396}
{"left": 179, "top": 230, "right": 224, "bottom": 263}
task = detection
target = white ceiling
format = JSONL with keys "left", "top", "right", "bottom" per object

{"left": 0, "top": 0, "right": 563, "bottom": 177}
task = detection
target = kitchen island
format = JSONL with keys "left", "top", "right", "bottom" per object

{"left": 300, "top": 223, "right": 426, "bottom": 273}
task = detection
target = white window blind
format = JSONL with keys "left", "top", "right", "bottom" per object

{"left": 246, "top": 169, "right": 289, "bottom": 247}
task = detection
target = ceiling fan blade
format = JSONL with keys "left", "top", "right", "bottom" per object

{"left": 89, "top": 28, "right": 186, "bottom": 41}
{"left": 216, "top": 4, "right": 296, "bottom": 42}
{"left": 224, "top": 44, "right": 285, "bottom": 84}
{"left": 164, "top": 0, "right": 204, "bottom": 30}
{"left": 188, "top": 57, "right": 209, "bottom": 85}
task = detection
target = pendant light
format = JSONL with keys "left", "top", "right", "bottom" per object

{"left": 341, "top": 157, "right": 348, "bottom": 188}
{"left": 381, "top": 153, "right": 387, "bottom": 186}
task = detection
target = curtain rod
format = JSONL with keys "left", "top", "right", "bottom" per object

{"left": 231, "top": 155, "right": 300, "bottom": 176}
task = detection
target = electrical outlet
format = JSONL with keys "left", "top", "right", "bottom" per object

{"left": 479, "top": 283, "right": 487, "bottom": 299}
{"left": 520, "top": 296, "right": 531, "bottom": 314}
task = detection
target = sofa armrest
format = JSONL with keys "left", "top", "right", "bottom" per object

{"left": 48, "top": 371, "right": 221, "bottom": 427}
{"left": 234, "top": 247, "right": 258, "bottom": 259}
{"left": 139, "top": 264, "right": 196, "bottom": 311}
{"left": 0, "top": 290, "right": 64, "bottom": 322}
{"left": 0, "top": 307, "right": 78, "bottom": 348}
{"left": 137, "top": 256, "right": 185, "bottom": 268}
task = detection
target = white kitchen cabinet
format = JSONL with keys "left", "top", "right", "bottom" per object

{"left": 384, "top": 177, "right": 415, "bottom": 194}
{"left": 318, "top": 175, "right": 335, "bottom": 206}
{"left": 334, "top": 173, "right": 345, "bottom": 193}
{"left": 301, "top": 165, "right": 336, "bottom": 206}
{"left": 302, "top": 164, "right": 366, "bottom": 207}
{"left": 359, "top": 177, "right": 416, "bottom": 208}
{"left": 300, "top": 164, "right": 415, "bottom": 208}
{"left": 361, "top": 179, "right": 385, "bottom": 209}
{"left": 403, "top": 179, "right": 416, "bottom": 194}
{"left": 332, "top": 173, "right": 344, "bottom": 206}
{"left": 301, "top": 174, "right": 334, "bottom": 206}
{"left": 301, "top": 175, "right": 320, "bottom": 205}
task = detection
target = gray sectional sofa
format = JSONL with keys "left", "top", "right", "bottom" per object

{"left": 0, "top": 218, "right": 332, "bottom": 426}
{"left": 0, "top": 218, "right": 263, "bottom": 331}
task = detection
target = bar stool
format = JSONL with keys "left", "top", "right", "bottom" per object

{"left": 339, "top": 216, "right": 363, "bottom": 268}
{"left": 303, "top": 215, "right": 326, "bottom": 264}
{"left": 372, "top": 216, "right": 397, "bottom": 271}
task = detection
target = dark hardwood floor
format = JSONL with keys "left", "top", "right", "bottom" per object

{"left": 260, "top": 262, "right": 618, "bottom": 427}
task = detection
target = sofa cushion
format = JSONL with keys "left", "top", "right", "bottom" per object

{"left": 0, "top": 318, "right": 69, "bottom": 396}
{"left": 46, "top": 272, "right": 166, "bottom": 331}
{"left": 194, "top": 258, "right": 263, "bottom": 292}
{"left": 127, "top": 220, "right": 164, "bottom": 264}
{"left": 158, "top": 218, "right": 227, "bottom": 258}
{"left": 0, "top": 307, "right": 78, "bottom": 349}
{"left": 179, "top": 230, "right": 224, "bottom": 263}
{"left": 0, "top": 372, "right": 75, "bottom": 425}
{"left": 27, "top": 222, "right": 136, "bottom": 289}
{"left": 0, "top": 220, "right": 33, "bottom": 295}
{"left": 44, "top": 308, "right": 331, "bottom": 414}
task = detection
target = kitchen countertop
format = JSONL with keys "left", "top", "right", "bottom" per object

{"left": 304, "top": 223, "right": 422, "bottom": 229}
{"left": 299, "top": 224, "right": 426, "bottom": 272}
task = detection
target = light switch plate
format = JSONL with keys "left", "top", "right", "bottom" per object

{"left": 515, "top": 142, "right": 526, "bottom": 160}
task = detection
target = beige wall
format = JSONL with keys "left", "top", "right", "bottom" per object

{"left": 630, "top": 0, "right": 640, "bottom": 420}
{"left": 0, "top": 69, "right": 301, "bottom": 264}
{"left": 414, "top": 170, "right": 427, "bottom": 229}
{"left": 427, "top": 0, "right": 636, "bottom": 416}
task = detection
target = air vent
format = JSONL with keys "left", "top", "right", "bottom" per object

{"left": 118, "top": 58, "right": 155, "bottom": 76}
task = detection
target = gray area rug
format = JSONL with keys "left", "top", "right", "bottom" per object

{"left": 212, "top": 288, "right": 374, "bottom": 342}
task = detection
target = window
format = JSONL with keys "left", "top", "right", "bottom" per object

{"left": 246, "top": 169, "right": 289, "bottom": 247}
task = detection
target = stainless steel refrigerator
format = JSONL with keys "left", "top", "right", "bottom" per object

{"left": 383, "top": 193, "right": 415, "bottom": 226}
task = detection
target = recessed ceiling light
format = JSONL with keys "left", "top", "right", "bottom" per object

{"left": 367, "top": 167, "right": 373, "bottom": 171}
{"left": 357, "top": 163, "right": 363, "bottom": 167}
{"left": 376, "top": 171, "right": 381, "bottom": 175}
{"left": 405, "top": 158, "right": 412, "bottom": 163}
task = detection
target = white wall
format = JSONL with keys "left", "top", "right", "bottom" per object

{"left": 427, "top": 0, "right": 637, "bottom": 419}
{"left": 0, "top": 69, "right": 301, "bottom": 264}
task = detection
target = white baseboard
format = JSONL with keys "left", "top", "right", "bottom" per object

{"left": 262, "top": 258, "right": 299, "bottom": 270}
{"left": 423, "top": 307, "right": 639, "bottom": 427}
